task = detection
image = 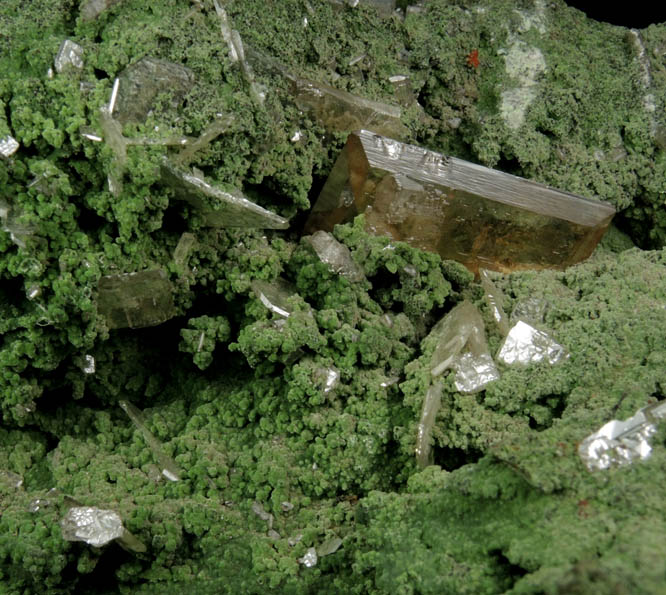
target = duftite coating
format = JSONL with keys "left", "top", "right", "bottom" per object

{"left": 1, "top": 1, "right": 665, "bottom": 594}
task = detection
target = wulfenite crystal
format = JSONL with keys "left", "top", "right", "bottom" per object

{"left": 97, "top": 270, "right": 175, "bottom": 330}
{"left": 579, "top": 401, "right": 666, "bottom": 471}
{"left": 161, "top": 160, "right": 289, "bottom": 229}
{"left": 305, "top": 130, "right": 616, "bottom": 274}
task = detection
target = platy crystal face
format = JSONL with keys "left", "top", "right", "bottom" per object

{"left": 61, "top": 507, "right": 124, "bottom": 547}
{"left": 305, "top": 231, "right": 365, "bottom": 281}
{"left": 298, "top": 547, "right": 318, "bottom": 568}
{"left": 453, "top": 351, "right": 500, "bottom": 394}
{"left": 54, "top": 40, "right": 84, "bottom": 73}
{"left": 251, "top": 278, "right": 299, "bottom": 318}
{"left": 97, "top": 270, "right": 176, "bottom": 329}
{"left": 114, "top": 57, "right": 194, "bottom": 124}
{"left": 497, "top": 320, "right": 568, "bottom": 366}
{"left": 306, "top": 130, "right": 616, "bottom": 274}
{"left": 579, "top": 401, "right": 666, "bottom": 471}
{"left": 161, "top": 160, "right": 289, "bottom": 229}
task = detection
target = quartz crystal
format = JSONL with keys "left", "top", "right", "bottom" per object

{"left": 161, "top": 160, "right": 289, "bottom": 229}
{"left": 97, "top": 270, "right": 175, "bottom": 329}
{"left": 497, "top": 320, "right": 568, "bottom": 366}
{"left": 172, "top": 232, "right": 197, "bottom": 273}
{"left": 579, "top": 401, "right": 666, "bottom": 471}
{"left": 119, "top": 400, "right": 181, "bottom": 481}
{"left": 54, "top": 40, "right": 84, "bottom": 73}
{"left": 251, "top": 278, "right": 299, "bottom": 318}
{"left": 113, "top": 57, "right": 194, "bottom": 124}
{"left": 305, "top": 231, "right": 365, "bottom": 281}
{"left": 305, "top": 130, "right": 616, "bottom": 274}
{"left": 294, "top": 81, "right": 408, "bottom": 139}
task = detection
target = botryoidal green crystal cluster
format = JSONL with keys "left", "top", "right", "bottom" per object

{"left": 1, "top": 0, "right": 666, "bottom": 593}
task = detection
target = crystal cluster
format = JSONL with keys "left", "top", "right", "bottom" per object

{"left": 96, "top": 270, "right": 176, "bottom": 330}
{"left": 60, "top": 506, "right": 146, "bottom": 552}
{"left": 579, "top": 401, "right": 666, "bottom": 471}
{"left": 305, "top": 130, "right": 616, "bottom": 274}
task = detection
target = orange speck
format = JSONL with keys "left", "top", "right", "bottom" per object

{"left": 466, "top": 49, "right": 480, "bottom": 69}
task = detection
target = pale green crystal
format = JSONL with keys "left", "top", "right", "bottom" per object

{"left": 305, "top": 231, "right": 365, "bottom": 282}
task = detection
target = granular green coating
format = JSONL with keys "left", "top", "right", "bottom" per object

{"left": 1, "top": 0, "right": 665, "bottom": 593}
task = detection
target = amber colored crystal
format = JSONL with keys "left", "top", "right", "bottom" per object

{"left": 305, "top": 130, "right": 616, "bottom": 273}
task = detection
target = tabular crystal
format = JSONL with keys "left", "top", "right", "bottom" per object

{"left": 305, "top": 231, "right": 365, "bottom": 281}
{"left": 305, "top": 130, "right": 615, "bottom": 274}
{"left": 579, "top": 401, "right": 666, "bottom": 471}
{"left": 54, "top": 40, "right": 84, "bottom": 73}
{"left": 497, "top": 320, "right": 568, "bottom": 366}
{"left": 0, "top": 136, "right": 19, "bottom": 158}
{"left": 97, "top": 270, "right": 175, "bottom": 329}
{"left": 61, "top": 507, "right": 124, "bottom": 547}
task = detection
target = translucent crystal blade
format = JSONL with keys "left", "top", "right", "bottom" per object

{"left": 293, "top": 80, "right": 408, "bottom": 139}
{"left": 305, "top": 130, "right": 615, "bottom": 274}
{"left": 305, "top": 231, "right": 365, "bottom": 281}
{"left": 161, "top": 160, "right": 289, "bottom": 229}
{"left": 579, "top": 401, "right": 666, "bottom": 471}
{"left": 428, "top": 301, "right": 481, "bottom": 377}
{"left": 97, "top": 270, "right": 175, "bottom": 330}
{"left": 114, "top": 57, "right": 194, "bottom": 124}
{"left": 251, "top": 278, "right": 299, "bottom": 318}
{"left": 479, "top": 269, "right": 510, "bottom": 336}
{"left": 415, "top": 381, "right": 443, "bottom": 468}
{"left": 119, "top": 400, "right": 181, "bottom": 481}
{"left": 497, "top": 320, "right": 568, "bottom": 366}
{"left": 453, "top": 351, "right": 500, "bottom": 394}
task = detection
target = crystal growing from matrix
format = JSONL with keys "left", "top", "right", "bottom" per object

{"left": 305, "top": 231, "right": 365, "bottom": 281}
{"left": 497, "top": 320, "right": 568, "bottom": 366}
{"left": 61, "top": 507, "right": 124, "bottom": 547}
{"left": 305, "top": 130, "right": 616, "bottom": 274}
{"left": 97, "top": 270, "right": 175, "bottom": 329}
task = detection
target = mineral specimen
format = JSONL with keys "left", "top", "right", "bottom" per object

{"left": 161, "top": 160, "right": 289, "bottom": 229}
{"left": 0, "top": 136, "right": 19, "bottom": 158}
{"left": 251, "top": 278, "right": 299, "bottom": 318}
{"left": 305, "top": 230, "right": 365, "bottom": 281}
{"left": 54, "top": 40, "right": 84, "bottom": 73}
{"left": 496, "top": 320, "right": 568, "bottom": 366}
{"left": 119, "top": 400, "right": 181, "bottom": 482}
{"left": 60, "top": 506, "right": 146, "bottom": 552}
{"left": 479, "top": 269, "right": 510, "bottom": 336}
{"left": 113, "top": 57, "right": 194, "bottom": 124}
{"left": 96, "top": 270, "right": 176, "bottom": 330}
{"left": 578, "top": 401, "right": 666, "bottom": 471}
{"left": 305, "top": 130, "right": 616, "bottom": 274}
{"left": 415, "top": 381, "right": 442, "bottom": 468}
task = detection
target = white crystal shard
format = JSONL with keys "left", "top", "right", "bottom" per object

{"left": 252, "top": 278, "right": 299, "bottom": 318}
{"left": 497, "top": 320, "right": 568, "bottom": 366}
{"left": 281, "top": 501, "right": 294, "bottom": 512}
{"left": 119, "top": 400, "right": 181, "bottom": 481}
{"left": 82, "top": 354, "right": 95, "bottom": 374}
{"left": 306, "top": 231, "right": 365, "bottom": 281}
{"left": 415, "top": 382, "right": 443, "bottom": 468}
{"left": 0, "top": 136, "right": 19, "bottom": 158}
{"left": 453, "top": 352, "right": 500, "bottom": 394}
{"left": 298, "top": 547, "right": 318, "bottom": 567}
{"left": 579, "top": 401, "right": 666, "bottom": 471}
{"left": 0, "top": 470, "right": 23, "bottom": 489}
{"left": 61, "top": 507, "right": 124, "bottom": 547}
{"left": 54, "top": 40, "right": 84, "bottom": 73}
{"left": 323, "top": 367, "right": 340, "bottom": 393}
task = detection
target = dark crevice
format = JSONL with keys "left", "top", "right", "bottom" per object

{"left": 488, "top": 549, "right": 528, "bottom": 590}
{"left": 433, "top": 445, "right": 482, "bottom": 471}
{"left": 563, "top": 2, "right": 666, "bottom": 28}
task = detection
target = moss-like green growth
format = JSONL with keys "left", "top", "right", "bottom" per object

{"left": 1, "top": 0, "right": 665, "bottom": 593}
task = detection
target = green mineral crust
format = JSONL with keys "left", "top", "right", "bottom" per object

{"left": 1, "top": 0, "right": 666, "bottom": 594}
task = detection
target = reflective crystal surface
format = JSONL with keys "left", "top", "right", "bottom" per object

{"left": 97, "top": 270, "right": 175, "bottom": 329}
{"left": 305, "top": 130, "right": 615, "bottom": 274}
{"left": 54, "top": 40, "right": 84, "bottom": 73}
{"left": 80, "top": 0, "right": 122, "bottom": 21}
{"left": 579, "top": 401, "right": 666, "bottom": 471}
{"left": 497, "top": 320, "right": 568, "bottom": 366}
{"left": 114, "top": 57, "right": 194, "bottom": 124}
{"left": 298, "top": 547, "right": 318, "bottom": 568}
{"left": 172, "top": 232, "right": 196, "bottom": 272}
{"left": 82, "top": 354, "right": 96, "bottom": 375}
{"left": 429, "top": 301, "right": 481, "bottom": 377}
{"left": 251, "top": 278, "right": 299, "bottom": 318}
{"left": 293, "top": 81, "right": 408, "bottom": 139}
{"left": 510, "top": 297, "right": 548, "bottom": 326}
{"left": 305, "top": 231, "right": 365, "bottom": 281}
{"left": 415, "top": 381, "right": 443, "bottom": 468}
{"left": 0, "top": 136, "right": 19, "bottom": 158}
{"left": 61, "top": 507, "right": 124, "bottom": 547}
{"left": 119, "top": 400, "right": 181, "bottom": 481}
{"left": 453, "top": 351, "right": 500, "bottom": 394}
{"left": 161, "top": 160, "right": 289, "bottom": 229}
{"left": 317, "top": 537, "right": 343, "bottom": 557}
